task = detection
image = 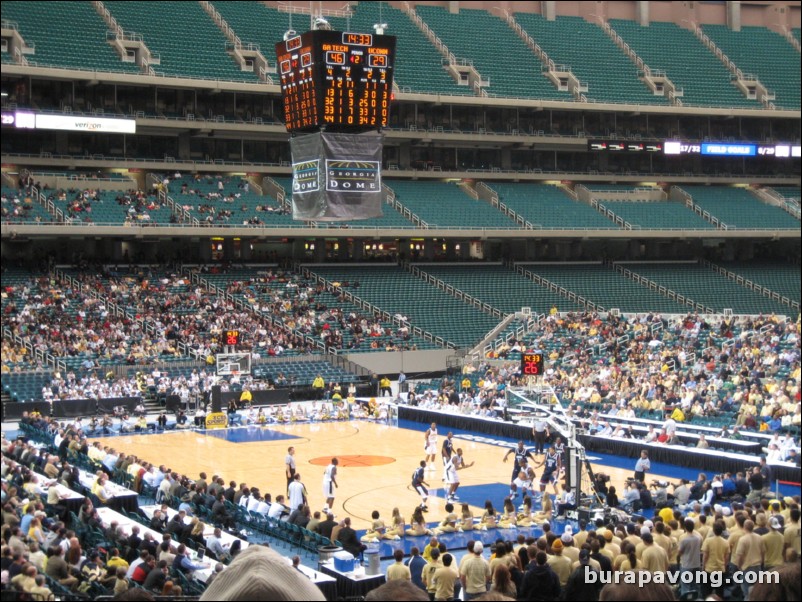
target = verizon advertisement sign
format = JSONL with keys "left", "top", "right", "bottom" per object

{"left": 2, "top": 111, "right": 136, "bottom": 134}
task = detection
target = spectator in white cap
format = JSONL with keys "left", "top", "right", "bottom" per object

{"left": 763, "top": 516, "right": 784, "bottom": 569}
{"left": 560, "top": 529, "right": 579, "bottom": 564}
{"left": 459, "top": 541, "right": 490, "bottom": 600}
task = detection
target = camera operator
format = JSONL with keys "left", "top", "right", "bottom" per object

{"left": 671, "top": 479, "right": 691, "bottom": 509}
{"left": 689, "top": 473, "right": 707, "bottom": 501}
{"left": 651, "top": 480, "right": 669, "bottom": 509}
{"left": 747, "top": 466, "right": 764, "bottom": 504}
{"left": 758, "top": 456, "right": 773, "bottom": 494}
{"left": 734, "top": 471, "right": 750, "bottom": 499}
{"left": 593, "top": 472, "right": 610, "bottom": 497}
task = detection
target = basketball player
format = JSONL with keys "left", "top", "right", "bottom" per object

{"left": 285, "top": 446, "right": 296, "bottom": 492}
{"left": 322, "top": 457, "right": 339, "bottom": 514}
{"left": 441, "top": 431, "right": 455, "bottom": 468}
{"left": 445, "top": 448, "right": 474, "bottom": 502}
{"left": 503, "top": 440, "right": 535, "bottom": 498}
{"left": 512, "top": 469, "right": 534, "bottom": 501}
{"left": 424, "top": 422, "right": 438, "bottom": 471}
{"left": 536, "top": 445, "right": 562, "bottom": 499}
{"left": 412, "top": 460, "right": 430, "bottom": 511}
{"left": 552, "top": 436, "right": 565, "bottom": 468}
{"left": 288, "top": 473, "right": 307, "bottom": 511}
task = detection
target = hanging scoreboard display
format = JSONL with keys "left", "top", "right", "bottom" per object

{"left": 276, "top": 30, "right": 396, "bottom": 132}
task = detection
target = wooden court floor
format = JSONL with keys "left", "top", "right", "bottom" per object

{"left": 92, "top": 420, "right": 678, "bottom": 531}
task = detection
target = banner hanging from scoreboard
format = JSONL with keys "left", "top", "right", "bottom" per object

{"left": 290, "top": 130, "right": 384, "bottom": 221}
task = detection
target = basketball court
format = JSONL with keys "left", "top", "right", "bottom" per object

{"left": 89, "top": 416, "right": 686, "bottom": 532}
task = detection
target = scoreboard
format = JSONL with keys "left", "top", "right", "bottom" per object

{"left": 521, "top": 351, "right": 545, "bottom": 376}
{"left": 224, "top": 330, "right": 241, "bottom": 347}
{"left": 587, "top": 140, "right": 663, "bottom": 153}
{"left": 276, "top": 31, "right": 396, "bottom": 132}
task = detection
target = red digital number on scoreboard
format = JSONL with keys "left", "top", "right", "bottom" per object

{"left": 225, "top": 330, "right": 241, "bottom": 347}
{"left": 521, "top": 353, "right": 544, "bottom": 376}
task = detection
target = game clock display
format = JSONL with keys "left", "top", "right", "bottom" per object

{"left": 521, "top": 352, "right": 545, "bottom": 376}
{"left": 276, "top": 30, "right": 396, "bottom": 132}
{"left": 224, "top": 330, "right": 241, "bottom": 347}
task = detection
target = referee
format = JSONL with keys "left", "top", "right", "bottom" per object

{"left": 634, "top": 449, "right": 650, "bottom": 482}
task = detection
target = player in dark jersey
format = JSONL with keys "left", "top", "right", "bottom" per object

{"left": 537, "top": 446, "right": 562, "bottom": 499}
{"left": 411, "top": 460, "right": 429, "bottom": 511}
{"left": 552, "top": 436, "right": 566, "bottom": 478}
{"left": 441, "top": 432, "right": 455, "bottom": 467}
{"left": 503, "top": 441, "right": 535, "bottom": 498}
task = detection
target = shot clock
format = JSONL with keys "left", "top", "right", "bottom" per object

{"left": 276, "top": 30, "right": 396, "bottom": 132}
{"left": 521, "top": 351, "right": 545, "bottom": 376}
{"left": 224, "top": 330, "right": 241, "bottom": 347}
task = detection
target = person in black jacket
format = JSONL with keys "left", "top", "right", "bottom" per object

{"left": 166, "top": 510, "right": 187, "bottom": 538}
{"left": 606, "top": 486, "right": 619, "bottom": 508}
{"left": 149, "top": 509, "right": 167, "bottom": 532}
{"left": 317, "top": 513, "right": 338, "bottom": 540}
{"left": 563, "top": 550, "right": 602, "bottom": 601}
{"left": 125, "top": 525, "right": 143, "bottom": 563}
{"left": 211, "top": 493, "right": 235, "bottom": 529}
{"left": 337, "top": 517, "right": 367, "bottom": 561}
{"left": 142, "top": 559, "right": 169, "bottom": 592}
{"left": 589, "top": 539, "right": 612, "bottom": 573}
{"left": 518, "top": 550, "right": 561, "bottom": 601}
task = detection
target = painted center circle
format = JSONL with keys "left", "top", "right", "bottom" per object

{"left": 309, "top": 455, "right": 395, "bottom": 467}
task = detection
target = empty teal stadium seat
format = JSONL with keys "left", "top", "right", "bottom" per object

{"left": 1, "top": 1, "right": 141, "bottom": 74}
{"left": 389, "top": 181, "right": 519, "bottom": 229}
{"left": 609, "top": 19, "right": 762, "bottom": 109}
{"left": 514, "top": 14, "right": 664, "bottom": 105}
{"left": 414, "top": 6, "right": 571, "bottom": 101}
{"left": 681, "top": 185, "right": 799, "bottom": 230}
{"left": 617, "top": 261, "right": 793, "bottom": 316}
{"left": 702, "top": 24, "right": 800, "bottom": 110}
{"left": 487, "top": 183, "right": 619, "bottom": 229}
{"left": 104, "top": 1, "right": 258, "bottom": 82}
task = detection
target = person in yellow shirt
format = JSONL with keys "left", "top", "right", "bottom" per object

{"left": 379, "top": 376, "right": 392, "bottom": 397}
{"left": 671, "top": 406, "right": 685, "bottom": 422}
{"left": 432, "top": 553, "right": 459, "bottom": 602}
{"left": 312, "top": 375, "right": 325, "bottom": 399}
{"left": 734, "top": 520, "right": 766, "bottom": 599}
{"left": 106, "top": 548, "right": 129, "bottom": 571}
{"left": 547, "top": 539, "right": 573, "bottom": 587}
{"left": 91, "top": 474, "right": 110, "bottom": 504}
{"left": 784, "top": 508, "right": 801, "bottom": 556}
{"left": 239, "top": 388, "right": 252, "bottom": 406}
{"left": 422, "top": 548, "right": 443, "bottom": 600}
{"left": 422, "top": 537, "right": 439, "bottom": 563}
{"left": 385, "top": 549, "right": 411, "bottom": 581}
{"left": 658, "top": 505, "right": 675, "bottom": 525}
{"left": 762, "top": 517, "right": 785, "bottom": 569}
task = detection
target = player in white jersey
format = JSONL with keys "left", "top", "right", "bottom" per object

{"left": 322, "top": 457, "right": 339, "bottom": 514}
{"left": 445, "top": 448, "right": 474, "bottom": 502}
{"left": 512, "top": 469, "right": 533, "bottom": 501}
{"left": 424, "top": 422, "right": 438, "bottom": 471}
